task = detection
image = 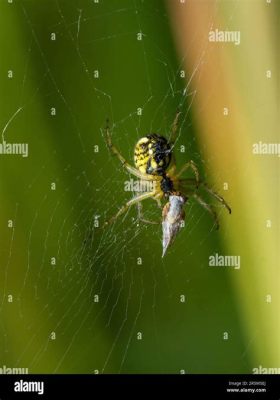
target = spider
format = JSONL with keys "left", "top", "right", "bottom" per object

{"left": 104, "top": 112, "right": 231, "bottom": 256}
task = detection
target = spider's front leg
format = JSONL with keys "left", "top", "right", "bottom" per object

{"left": 168, "top": 112, "right": 199, "bottom": 187}
{"left": 169, "top": 110, "right": 182, "bottom": 144}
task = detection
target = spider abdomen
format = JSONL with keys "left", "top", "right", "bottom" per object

{"left": 134, "top": 134, "right": 171, "bottom": 175}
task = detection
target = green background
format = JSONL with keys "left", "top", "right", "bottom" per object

{"left": 0, "top": 0, "right": 278, "bottom": 374}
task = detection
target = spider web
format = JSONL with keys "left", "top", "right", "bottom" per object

{"left": 0, "top": 0, "right": 253, "bottom": 374}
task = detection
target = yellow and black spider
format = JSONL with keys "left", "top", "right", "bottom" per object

{"left": 104, "top": 112, "right": 231, "bottom": 256}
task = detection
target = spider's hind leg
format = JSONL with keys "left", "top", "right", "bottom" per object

{"left": 103, "top": 191, "right": 156, "bottom": 227}
{"left": 202, "top": 183, "right": 231, "bottom": 214}
{"left": 193, "top": 193, "right": 219, "bottom": 230}
{"left": 136, "top": 202, "right": 160, "bottom": 225}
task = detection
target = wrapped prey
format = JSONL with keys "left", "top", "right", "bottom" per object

{"left": 162, "top": 193, "right": 187, "bottom": 257}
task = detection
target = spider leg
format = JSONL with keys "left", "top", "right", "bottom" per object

{"left": 167, "top": 164, "right": 176, "bottom": 176}
{"left": 169, "top": 110, "right": 181, "bottom": 144}
{"left": 193, "top": 193, "right": 219, "bottom": 229}
{"left": 201, "top": 183, "right": 231, "bottom": 214}
{"left": 136, "top": 201, "right": 160, "bottom": 225}
{"left": 179, "top": 178, "right": 198, "bottom": 187}
{"left": 103, "top": 191, "right": 156, "bottom": 227}
{"left": 155, "top": 198, "right": 162, "bottom": 208}
{"left": 179, "top": 179, "right": 231, "bottom": 213}
{"left": 175, "top": 160, "right": 199, "bottom": 188}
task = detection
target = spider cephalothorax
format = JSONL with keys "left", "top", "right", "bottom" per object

{"left": 104, "top": 112, "right": 231, "bottom": 256}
